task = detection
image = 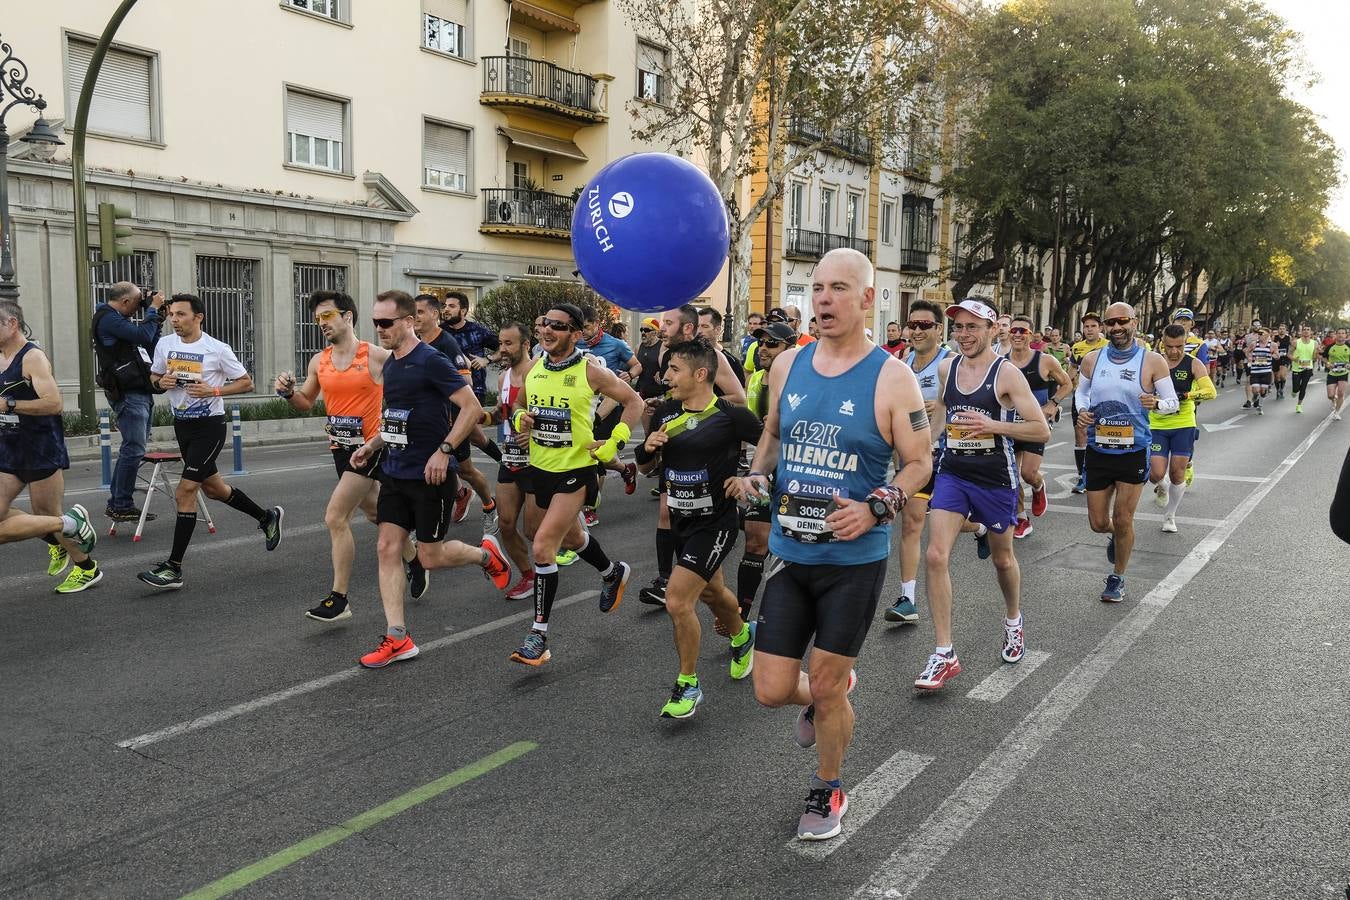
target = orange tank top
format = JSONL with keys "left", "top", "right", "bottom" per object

{"left": 318, "top": 342, "right": 382, "bottom": 448}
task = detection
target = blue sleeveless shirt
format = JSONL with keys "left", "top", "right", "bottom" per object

{"left": 0, "top": 342, "right": 69, "bottom": 474}
{"left": 936, "top": 356, "right": 1017, "bottom": 489}
{"left": 906, "top": 346, "right": 951, "bottom": 404}
{"left": 1086, "top": 344, "right": 1150, "bottom": 454}
{"left": 770, "top": 343, "right": 893, "bottom": 565}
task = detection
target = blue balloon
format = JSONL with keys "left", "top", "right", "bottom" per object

{"left": 571, "top": 153, "right": 729, "bottom": 313}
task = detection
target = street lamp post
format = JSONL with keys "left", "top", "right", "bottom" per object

{"left": 0, "top": 37, "right": 65, "bottom": 302}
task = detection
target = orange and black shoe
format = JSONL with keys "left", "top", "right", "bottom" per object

{"left": 480, "top": 535, "right": 511, "bottom": 591}
{"left": 598, "top": 561, "right": 632, "bottom": 613}
{"left": 510, "top": 629, "right": 551, "bottom": 667}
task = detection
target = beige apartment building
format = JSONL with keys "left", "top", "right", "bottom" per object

{"left": 3, "top": 0, "right": 673, "bottom": 395}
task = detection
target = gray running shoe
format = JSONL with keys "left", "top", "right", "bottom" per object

{"left": 797, "top": 775, "right": 848, "bottom": 841}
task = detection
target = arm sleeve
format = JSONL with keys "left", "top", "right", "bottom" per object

{"left": 1153, "top": 370, "right": 1180, "bottom": 413}
{"left": 1195, "top": 343, "right": 1210, "bottom": 364}
{"left": 1074, "top": 369, "right": 1093, "bottom": 411}
{"left": 1190, "top": 374, "right": 1217, "bottom": 401}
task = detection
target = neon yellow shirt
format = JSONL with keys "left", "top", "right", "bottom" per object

{"left": 524, "top": 354, "right": 597, "bottom": 472}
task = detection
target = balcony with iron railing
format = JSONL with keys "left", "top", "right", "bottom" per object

{"left": 787, "top": 117, "right": 873, "bottom": 163}
{"left": 784, "top": 228, "right": 874, "bottom": 261}
{"left": 481, "top": 56, "right": 607, "bottom": 124}
{"left": 480, "top": 187, "right": 575, "bottom": 241}
{"left": 900, "top": 247, "right": 932, "bottom": 272}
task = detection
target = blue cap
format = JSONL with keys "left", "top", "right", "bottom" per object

{"left": 1172, "top": 308, "right": 1195, "bottom": 321}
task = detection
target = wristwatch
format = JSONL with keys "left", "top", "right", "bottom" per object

{"left": 438, "top": 442, "right": 455, "bottom": 455}
{"left": 867, "top": 495, "right": 891, "bottom": 523}
{"left": 3, "top": 397, "right": 14, "bottom": 414}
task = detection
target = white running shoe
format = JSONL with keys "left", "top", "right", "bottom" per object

{"left": 1161, "top": 515, "right": 1178, "bottom": 534}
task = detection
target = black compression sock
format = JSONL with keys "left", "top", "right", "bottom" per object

{"left": 170, "top": 512, "right": 197, "bottom": 567}
{"left": 533, "top": 563, "right": 560, "bottom": 625}
{"left": 575, "top": 531, "right": 612, "bottom": 573}
{"left": 481, "top": 440, "right": 503, "bottom": 463}
{"left": 1074, "top": 447, "right": 1087, "bottom": 477}
{"left": 655, "top": 527, "right": 676, "bottom": 580}
{"left": 737, "top": 551, "right": 766, "bottom": 610}
{"left": 42, "top": 533, "right": 59, "bottom": 546}
{"left": 224, "top": 487, "right": 268, "bottom": 523}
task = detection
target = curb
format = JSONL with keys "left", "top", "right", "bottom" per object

{"left": 67, "top": 417, "right": 329, "bottom": 463}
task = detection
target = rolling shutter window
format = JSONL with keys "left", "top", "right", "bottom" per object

{"left": 287, "top": 91, "right": 344, "bottom": 143}
{"left": 67, "top": 39, "right": 154, "bottom": 140}
{"left": 424, "top": 121, "right": 469, "bottom": 190}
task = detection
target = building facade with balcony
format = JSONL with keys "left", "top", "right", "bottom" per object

{"left": 3, "top": 0, "right": 673, "bottom": 399}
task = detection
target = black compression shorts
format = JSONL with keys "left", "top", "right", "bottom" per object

{"left": 174, "top": 415, "right": 227, "bottom": 482}
{"left": 756, "top": 557, "right": 888, "bottom": 659}
{"left": 376, "top": 471, "right": 460, "bottom": 543}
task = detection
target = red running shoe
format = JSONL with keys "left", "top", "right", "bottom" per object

{"left": 452, "top": 485, "right": 473, "bottom": 524}
{"left": 1013, "top": 518, "right": 1033, "bottom": 539}
{"left": 1031, "top": 482, "right": 1047, "bottom": 517}
{"left": 481, "top": 535, "right": 511, "bottom": 590}
{"left": 360, "top": 633, "right": 419, "bottom": 668}
{"left": 914, "top": 652, "right": 962, "bottom": 691}
{"left": 621, "top": 462, "right": 638, "bottom": 495}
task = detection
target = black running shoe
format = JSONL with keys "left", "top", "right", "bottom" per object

{"left": 306, "top": 592, "right": 352, "bottom": 622}
{"left": 599, "top": 561, "right": 632, "bottom": 613}
{"left": 638, "top": 575, "right": 668, "bottom": 606}
{"left": 261, "top": 507, "right": 284, "bottom": 551}
{"left": 137, "top": 561, "right": 183, "bottom": 590}
{"left": 406, "top": 555, "right": 430, "bottom": 600}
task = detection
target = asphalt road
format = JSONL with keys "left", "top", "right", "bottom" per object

{"left": 2, "top": 378, "right": 1347, "bottom": 900}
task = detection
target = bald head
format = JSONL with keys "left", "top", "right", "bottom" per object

{"left": 817, "top": 248, "right": 874, "bottom": 289}
{"left": 1105, "top": 301, "right": 1135, "bottom": 320}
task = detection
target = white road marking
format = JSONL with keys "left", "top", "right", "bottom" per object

{"left": 117, "top": 591, "right": 597, "bottom": 750}
{"left": 1043, "top": 472, "right": 1081, "bottom": 501}
{"left": 1043, "top": 504, "right": 1225, "bottom": 528}
{"left": 0, "top": 522, "right": 333, "bottom": 596}
{"left": 1045, "top": 442, "right": 1066, "bottom": 451}
{"left": 965, "top": 651, "right": 1052, "bottom": 703}
{"left": 790, "top": 750, "right": 936, "bottom": 859}
{"left": 1039, "top": 463, "right": 1264, "bottom": 483}
{"left": 852, "top": 413, "right": 1334, "bottom": 899}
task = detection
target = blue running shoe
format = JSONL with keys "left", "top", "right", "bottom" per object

{"left": 1101, "top": 573, "right": 1125, "bottom": 603}
{"left": 1106, "top": 535, "right": 1116, "bottom": 564}
{"left": 1072, "top": 472, "right": 1087, "bottom": 494}
{"left": 974, "top": 528, "right": 991, "bottom": 560}
{"left": 884, "top": 597, "right": 918, "bottom": 624}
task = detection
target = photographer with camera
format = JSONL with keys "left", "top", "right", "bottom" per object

{"left": 93, "top": 281, "right": 166, "bottom": 521}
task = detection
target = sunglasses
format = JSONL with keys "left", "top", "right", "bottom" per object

{"left": 640, "top": 327, "right": 655, "bottom": 334}
{"left": 759, "top": 339, "right": 784, "bottom": 348}
{"left": 315, "top": 309, "right": 342, "bottom": 324}
{"left": 372, "top": 315, "right": 412, "bottom": 329}
{"left": 539, "top": 317, "right": 575, "bottom": 332}
{"left": 787, "top": 317, "right": 800, "bottom": 323}
{"left": 906, "top": 320, "right": 939, "bottom": 331}
{"left": 1009, "top": 326, "right": 1030, "bottom": 335}
{"left": 1103, "top": 317, "right": 1133, "bottom": 327}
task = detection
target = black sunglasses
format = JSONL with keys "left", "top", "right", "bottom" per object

{"left": 1103, "top": 316, "right": 1133, "bottom": 327}
{"left": 759, "top": 339, "right": 784, "bottom": 348}
{"left": 540, "top": 317, "right": 575, "bottom": 332}
{"left": 906, "top": 320, "right": 939, "bottom": 331}
{"left": 372, "top": 315, "right": 411, "bottom": 329}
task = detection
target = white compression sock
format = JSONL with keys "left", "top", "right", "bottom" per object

{"left": 1165, "top": 481, "right": 1187, "bottom": 518}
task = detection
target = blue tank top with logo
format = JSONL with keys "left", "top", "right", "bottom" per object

{"left": 0, "top": 342, "right": 69, "bottom": 474}
{"left": 936, "top": 356, "right": 1017, "bottom": 489}
{"left": 769, "top": 342, "right": 893, "bottom": 565}
{"left": 1086, "top": 344, "right": 1151, "bottom": 454}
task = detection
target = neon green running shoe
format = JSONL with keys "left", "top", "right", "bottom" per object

{"left": 1184, "top": 463, "right": 1194, "bottom": 487}
{"left": 55, "top": 562, "right": 103, "bottom": 594}
{"left": 47, "top": 542, "right": 70, "bottom": 577}
{"left": 556, "top": 549, "right": 578, "bottom": 566}
{"left": 729, "top": 622, "right": 756, "bottom": 681}
{"left": 659, "top": 677, "right": 703, "bottom": 719}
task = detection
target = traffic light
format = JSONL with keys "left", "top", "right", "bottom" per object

{"left": 97, "top": 202, "right": 133, "bottom": 259}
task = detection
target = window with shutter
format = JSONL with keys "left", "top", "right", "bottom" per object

{"left": 65, "top": 37, "right": 157, "bottom": 141}
{"left": 423, "top": 120, "right": 470, "bottom": 192}
{"left": 286, "top": 89, "right": 347, "bottom": 173}
{"left": 636, "top": 40, "right": 668, "bottom": 103}
{"left": 423, "top": 13, "right": 466, "bottom": 58}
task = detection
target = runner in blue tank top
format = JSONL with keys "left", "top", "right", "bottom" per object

{"left": 736, "top": 249, "right": 932, "bottom": 843}
{"left": 1075, "top": 301, "right": 1177, "bottom": 603}
{"left": 0, "top": 299, "right": 101, "bottom": 593}
{"left": 917, "top": 299, "right": 1051, "bottom": 693}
